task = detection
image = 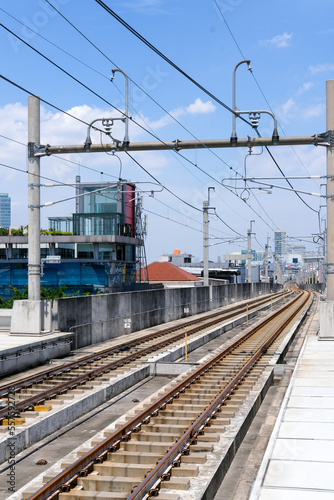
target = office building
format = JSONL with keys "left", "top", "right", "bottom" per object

{"left": 0, "top": 193, "right": 11, "bottom": 229}
{"left": 274, "top": 228, "right": 287, "bottom": 255}
{"left": 0, "top": 178, "right": 144, "bottom": 298}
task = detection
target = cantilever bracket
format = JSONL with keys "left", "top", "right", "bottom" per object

{"left": 28, "top": 142, "right": 47, "bottom": 158}
{"left": 313, "top": 130, "right": 334, "bottom": 147}
{"left": 173, "top": 138, "right": 181, "bottom": 151}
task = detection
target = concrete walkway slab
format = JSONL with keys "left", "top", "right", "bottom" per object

{"left": 249, "top": 336, "right": 334, "bottom": 499}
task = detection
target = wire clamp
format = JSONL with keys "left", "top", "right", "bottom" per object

{"left": 313, "top": 130, "right": 334, "bottom": 147}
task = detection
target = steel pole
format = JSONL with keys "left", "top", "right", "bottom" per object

{"left": 326, "top": 80, "right": 334, "bottom": 300}
{"left": 247, "top": 229, "right": 251, "bottom": 283}
{"left": 28, "top": 96, "right": 41, "bottom": 301}
{"left": 264, "top": 241, "right": 269, "bottom": 282}
{"left": 203, "top": 200, "right": 209, "bottom": 287}
{"left": 41, "top": 135, "right": 318, "bottom": 157}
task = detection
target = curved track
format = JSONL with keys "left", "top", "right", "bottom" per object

{"left": 0, "top": 292, "right": 287, "bottom": 423}
{"left": 24, "top": 290, "right": 311, "bottom": 500}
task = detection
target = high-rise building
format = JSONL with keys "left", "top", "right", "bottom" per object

{"left": 0, "top": 193, "right": 11, "bottom": 229}
{"left": 0, "top": 179, "right": 144, "bottom": 298}
{"left": 274, "top": 228, "right": 286, "bottom": 255}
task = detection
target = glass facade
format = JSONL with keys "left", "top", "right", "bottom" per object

{"left": 78, "top": 184, "right": 119, "bottom": 214}
{"left": 0, "top": 193, "right": 11, "bottom": 229}
{"left": 48, "top": 217, "right": 73, "bottom": 233}
{"left": 0, "top": 180, "right": 140, "bottom": 298}
{"left": 274, "top": 229, "right": 287, "bottom": 255}
{"left": 73, "top": 213, "right": 121, "bottom": 236}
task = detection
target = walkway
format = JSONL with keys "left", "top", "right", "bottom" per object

{"left": 250, "top": 329, "right": 334, "bottom": 499}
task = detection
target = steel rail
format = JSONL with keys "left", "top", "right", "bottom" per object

{"left": 0, "top": 293, "right": 289, "bottom": 421}
{"left": 25, "top": 291, "right": 309, "bottom": 500}
{"left": 128, "top": 290, "right": 311, "bottom": 500}
{"left": 0, "top": 292, "right": 285, "bottom": 398}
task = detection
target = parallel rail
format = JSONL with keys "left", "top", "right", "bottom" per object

{"left": 0, "top": 292, "right": 287, "bottom": 422}
{"left": 25, "top": 290, "right": 311, "bottom": 500}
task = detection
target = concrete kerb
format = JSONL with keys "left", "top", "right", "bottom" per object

{"left": 0, "top": 333, "right": 74, "bottom": 377}
{"left": 0, "top": 364, "right": 150, "bottom": 464}
{"left": 158, "top": 301, "right": 313, "bottom": 500}
{"left": 0, "top": 293, "right": 287, "bottom": 463}
{"left": 7, "top": 296, "right": 310, "bottom": 500}
{"left": 0, "top": 308, "right": 249, "bottom": 464}
{"left": 248, "top": 336, "right": 310, "bottom": 500}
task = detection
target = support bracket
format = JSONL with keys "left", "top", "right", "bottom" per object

{"left": 28, "top": 142, "right": 47, "bottom": 158}
{"left": 313, "top": 130, "right": 334, "bottom": 147}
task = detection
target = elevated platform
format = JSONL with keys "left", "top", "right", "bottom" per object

{"left": 250, "top": 333, "right": 334, "bottom": 499}
{"left": 0, "top": 330, "right": 73, "bottom": 377}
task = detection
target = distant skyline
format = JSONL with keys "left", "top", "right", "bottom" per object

{"left": 0, "top": 0, "right": 333, "bottom": 263}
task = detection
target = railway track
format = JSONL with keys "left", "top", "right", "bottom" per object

{"left": 0, "top": 292, "right": 287, "bottom": 424}
{"left": 20, "top": 289, "right": 311, "bottom": 500}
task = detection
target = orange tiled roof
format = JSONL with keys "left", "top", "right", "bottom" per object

{"left": 142, "top": 261, "right": 200, "bottom": 282}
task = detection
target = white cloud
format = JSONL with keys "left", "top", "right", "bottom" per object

{"left": 259, "top": 32, "right": 293, "bottom": 48}
{"left": 186, "top": 98, "right": 216, "bottom": 115}
{"left": 302, "top": 103, "right": 325, "bottom": 119}
{"left": 309, "top": 63, "right": 334, "bottom": 74}
{"left": 278, "top": 98, "right": 298, "bottom": 117}
{"left": 139, "top": 98, "right": 216, "bottom": 130}
{"left": 296, "top": 82, "right": 314, "bottom": 95}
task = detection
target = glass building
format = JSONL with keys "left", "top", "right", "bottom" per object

{"left": 0, "top": 193, "right": 11, "bottom": 229}
{"left": 0, "top": 178, "right": 143, "bottom": 298}
{"left": 274, "top": 229, "right": 287, "bottom": 255}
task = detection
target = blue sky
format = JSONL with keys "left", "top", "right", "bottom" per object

{"left": 0, "top": 0, "right": 333, "bottom": 263}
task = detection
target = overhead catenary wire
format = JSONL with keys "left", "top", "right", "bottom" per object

{"left": 92, "top": 0, "right": 319, "bottom": 242}
{"left": 0, "top": 73, "right": 274, "bottom": 241}
{"left": 1, "top": 10, "right": 310, "bottom": 248}
{"left": 44, "top": 0, "right": 247, "bottom": 182}
{"left": 21, "top": 0, "right": 251, "bottom": 211}
{"left": 0, "top": 23, "right": 239, "bottom": 192}
{"left": 94, "top": 0, "right": 252, "bottom": 128}
{"left": 0, "top": 75, "right": 204, "bottom": 217}
{"left": 214, "top": 0, "right": 321, "bottom": 198}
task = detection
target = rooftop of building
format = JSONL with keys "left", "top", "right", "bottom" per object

{"left": 142, "top": 261, "right": 201, "bottom": 282}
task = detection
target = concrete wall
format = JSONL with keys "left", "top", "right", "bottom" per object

{"left": 53, "top": 282, "right": 280, "bottom": 349}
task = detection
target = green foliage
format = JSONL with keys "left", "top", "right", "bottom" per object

{"left": 40, "top": 229, "right": 73, "bottom": 235}
{"left": 0, "top": 286, "right": 28, "bottom": 309}
{"left": 10, "top": 229, "right": 23, "bottom": 236}
{"left": 0, "top": 228, "right": 9, "bottom": 236}
{"left": 0, "top": 285, "right": 103, "bottom": 308}
{"left": 0, "top": 285, "right": 66, "bottom": 308}
{"left": 40, "top": 285, "right": 67, "bottom": 299}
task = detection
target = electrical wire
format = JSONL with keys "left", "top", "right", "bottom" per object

{"left": 44, "top": 0, "right": 245, "bottom": 183}
{"left": 94, "top": 0, "right": 252, "bottom": 128}
{"left": 2, "top": 12, "right": 315, "bottom": 247}
{"left": 152, "top": 197, "right": 232, "bottom": 239}
{"left": 214, "top": 0, "right": 321, "bottom": 192}
{"left": 0, "top": 7, "right": 109, "bottom": 81}
{"left": 124, "top": 151, "right": 201, "bottom": 213}
{"left": 31, "top": 1, "right": 268, "bottom": 231}
{"left": 0, "top": 74, "right": 106, "bottom": 132}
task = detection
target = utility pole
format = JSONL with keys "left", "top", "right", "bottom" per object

{"left": 203, "top": 187, "right": 215, "bottom": 287}
{"left": 263, "top": 237, "right": 269, "bottom": 282}
{"left": 320, "top": 79, "right": 334, "bottom": 337}
{"left": 11, "top": 96, "right": 51, "bottom": 335}
{"left": 326, "top": 80, "right": 334, "bottom": 299}
{"left": 247, "top": 220, "right": 255, "bottom": 283}
{"left": 28, "top": 96, "right": 41, "bottom": 301}
{"left": 15, "top": 79, "right": 334, "bottom": 336}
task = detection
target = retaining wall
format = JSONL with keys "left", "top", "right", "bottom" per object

{"left": 53, "top": 282, "right": 280, "bottom": 349}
